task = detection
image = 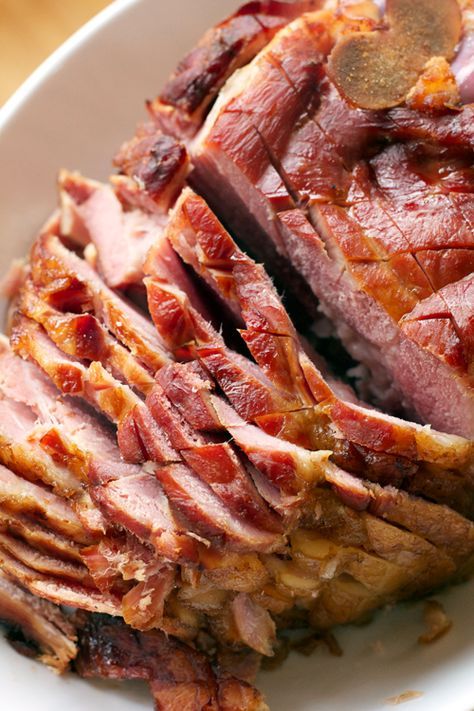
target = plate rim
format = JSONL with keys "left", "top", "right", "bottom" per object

{"left": 0, "top": 0, "right": 141, "bottom": 136}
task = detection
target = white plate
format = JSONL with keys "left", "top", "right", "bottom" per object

{"left": 0, "top": 1, "right": 473, "bottom": 709}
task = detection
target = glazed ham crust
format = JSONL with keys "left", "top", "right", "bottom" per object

{"left": 192, "top": 1, "right": 474, "bottom": 438}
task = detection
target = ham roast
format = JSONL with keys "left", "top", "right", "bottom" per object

{"left": 1, "top": 1, "right": 473, "bottom": 708}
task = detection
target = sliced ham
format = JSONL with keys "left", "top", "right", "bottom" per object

{"left": 0, "top": 533, "right": 92, "bottom": 587}
{"left": 18, "top": 278, "right": 155, "bottom": 395}
{"left": 155, "top": 361, "right": 219, "bottom": 432}
{"left": 2, "top": 2, "right": 474, "bottom": 698}
{"left": 231, "top": 593, "right": 276, "bottom": 656}
{"left": 0, "top": 509, "right": 83, "bottom": 564}
{"left": 118, "top": 402, "right": 180, "bottom": 465}
{"left": 0, "top": 465, "right": 92, "bottom": 545}
{"left": 30, "top": 228, "right": 170, "bottom": 372}
{"left": 0, "top": 545, "right": 120, "bottom": 616}
{"left": 147, "top": 381, "right": 283, "bottom": 532}
{"left": 400, "top": 274, "right": 474, "bottom": 394}
{"left": 158, "top": 189, "right": 474, "bottom": 513}
{"left": 11, "top": 315, "right": 141, "bottom": 425}
{"left": 89, "top": 463, "right": 199, "bottom": 563}
{"left": 0, "top": 335, "right": 121, "bottom": 470}
{"left": 0, "top": 397, "right": 82, "bottom": 497}
{"left": 0, "top": 569, "right": 77, "bottom": 672}
{"left": 191, "top": 6, "right": 474, "bottom": 437}
{"left": 156, "top": 463, "right": 283, "bottom": 552}
{"left": 59, "top": 171, "right": 167, "bottom": 288}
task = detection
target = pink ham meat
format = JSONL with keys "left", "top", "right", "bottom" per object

{"left": 11, "top": 315, "right": 142, "bottom": 426}
{"left": 150, "top": 0, "right": 324, "bottom": 139}
{"left": 0, "top": 397, "right": 82, "bottom": 498}
{"left": 3, "top": 333, "right": 197, "bottom": 624}
{"left": 0, "top": 335, "right": 119, "bottom": 535}
{"left": 0, "top": 465, "right": 91, "bottom": 545}
{"left": 0, "top": 532, "right": 92, "bottom": 587}
{"left": 167, "top": 188, "right": 320, "bottom": 403}
{"left": 144, "top": 218, "right": 214, "bottom": 322}
{"left": 3, "top": 333, "right": 197, "bottom": 563}
{"left": 152, "top": 361, "right": 337, "bottom": 516}
{"left": 144, "top": 382, "right": 282, "bottom": 535}
{"left": 145, "top": 276, "right": 301, "bottom": 419}
{"left": 0, "top": 338, "right": 192, "bottom": 631}
{"left": 145, "top": 361, "right": 323, "bottom": 515}
{"left": 11, "top": 319, "right": 178, "bottom": 569}
{"left": 0, "top": 548, "right": 120, "bottom": 615}
{"left": 88, "top": 464, "right": 198, "bottom": 563}
{"left": 163, "top": 190, "right": 470, "bottom": 470}
{"left": 0, "top": 338, "right": 187, "bottom": 620}
{"left": 210, "top": 397, "right": 329, "bottom": 496}
{"left": 231, "top": 593, "right": 276, "bottom": 657}
{"left": 154, "top": 360, "right": 219, "bottom": 432}
{"left": 117, "top": 357, "right": 286, "bottom": 541}
{"left": 154, "top": 360, "right": 336, "bottom": 504}
{"left": 191, "top": 5, "right": 474, "bottom": 437}
{"left": 0, "top": 334, "right": 129, "bottom": 487}
{"left": 11, "top": 305, "right": 283, "bottom": 557}
{"left": 59, "top": 171, "right": 168, "bottom": 289}
{"left": 29, "top": 168, "right": 470, "bottom": 524}
{"left": 0, "top": 466, "right": 121, "bottom": 615}
{"left": 13, "top": 232, "right": 284, "bottom": 555}
{"left": 399, "top": 274, "right": 474, "bottom": 429}
{"left": 117, "top": 402, "right": 179, "bottom": 465}
{"left": 0, "top": 509, "right": 84, "bottom": 564}
{"left": 155, "top": 463, "right": 282, "bottom": 552}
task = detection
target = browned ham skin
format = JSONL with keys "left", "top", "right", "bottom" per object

{"left": 0, "top": 569, "right": 77, "bottom": 672}
{"left": 76, "top": 614, "right": 269, "bottom": 711}
{"left": 192, "top": 2, "right": 474, "bottom": 438}
{"left": 151, "top": 0, "right": 324, "bottom": 138}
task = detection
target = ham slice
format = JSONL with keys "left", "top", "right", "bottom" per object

{"left": 11, "top": 315, "right": 141, "bottom": 425}
{"left": 231, "top": 593, "right": 276, "bottom": 656}
{"left": 0, "top": 569, "right": 77, "bottom": 672}
{"left": 90, "top": 469, "right": 198, "bottom": 563}
{"left": 18, "top": 279, "right": 155, "bottom": 396}
{"left": 156, "top": 463, "right": 283, "bottom": 553}
{"left": 30, "top": 227, "right": 170, "bottom": 372}
{"left": 0, "top": 397, "right": 82, "bottom": 497}
{"left": 0, "top": 465, "right": 91, "bottom": 545}
{"left": 59, "top": 171, "right": 167, "bottom": 288}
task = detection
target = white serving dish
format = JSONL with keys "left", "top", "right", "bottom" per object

{"left": 0, "top": 1, "right": 473, "bottom": 709}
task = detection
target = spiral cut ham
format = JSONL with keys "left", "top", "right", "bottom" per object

{"left": 192, "top": 0, "right": 474, "bottom": 438}
{"left": 1, "top": 1, "right": 474, "bottom": 709}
